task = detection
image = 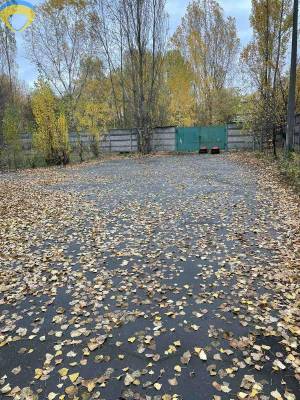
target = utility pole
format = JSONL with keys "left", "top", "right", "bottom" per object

{"left": 286, "top": 0, "right": 298, "bottom": 152}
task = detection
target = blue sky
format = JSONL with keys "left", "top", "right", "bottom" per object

{"left": 14, "top": 0, "right": 253, "bottom": 87}
{"left": 167, "top": 0, "right": 252, "bottom": 42}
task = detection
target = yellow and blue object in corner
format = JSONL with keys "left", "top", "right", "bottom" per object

{"left": 0, "top": 0, "right": 35, "bottom": 32}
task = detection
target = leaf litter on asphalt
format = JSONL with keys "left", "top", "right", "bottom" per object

{"left": 0, "top": 154, "right": 299, "bottom": 399}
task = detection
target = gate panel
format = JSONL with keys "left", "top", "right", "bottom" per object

{"left": 176, "top": 127, "right": 201, "bottom": 152}
{"left": 176, "top": 126, "right": 227, "bottom": 152}
{"left": 200, "top": 126, "right": 227, "bottom": 150}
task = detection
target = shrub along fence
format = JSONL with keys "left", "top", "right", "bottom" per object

{"left": 7, "top": 127, "right": 177, "bottom": 156}
{"left": 1, "top": 118, "right": 299, "bottom": 169}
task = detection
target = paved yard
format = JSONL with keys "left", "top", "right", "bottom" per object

{"left": 0, "top": 155, "right": 299, "bottom": 400}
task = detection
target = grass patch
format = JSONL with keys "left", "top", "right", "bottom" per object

{"left": 230, "top": 150, "right": 300, "bottom": 193}
{"left": 277, "top": 152, "right": 300, "bottom": 192}
{"left": 255, "top": 151, "right": 300, "bottom": 192}
{"left": 0, "top": 147, "right": 139, "bottom": 172}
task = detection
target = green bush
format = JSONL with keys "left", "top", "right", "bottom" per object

{"left": 278, "top": 152, "right": 300, "bottom": 192}
{"left": 2, "top": 103, "right": 22, "bottom": 169}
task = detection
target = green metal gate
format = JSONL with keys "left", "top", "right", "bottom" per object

{"left": 176, "top": 125, "right": 228, "bottom": 152}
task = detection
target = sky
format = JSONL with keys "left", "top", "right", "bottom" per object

{"left": 14, "top": 0, "right": 253, "bottom": 87}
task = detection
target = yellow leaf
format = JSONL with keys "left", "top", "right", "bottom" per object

{"left": 82, "top": 379, "right": 96, "bottom": 392}
{"left": 34, "top": 368, "right": 43, "bottom": 379}
{"left": 221, "top": 385, "right": 231, "bottom": 393}
{"left": 0, "top": 384, "right": 11, "bottom": 394}
{"left": 124, "top": 374, "right": 134, "bottom": 386}
{"left": 69, "top": 373, "right": 79, "bottom": 383}
{"left": 65, "top": 386, "right": 77, "bottom": 396}
{"left": 174, "top": 365, "right": 181, "bottom": 373}
{"left": 199, "top": 349, "right": 207, "bottom": 361}
{"left": 195, "top": 347, "right": 207, "bottom": 360}
{"left": 154, "top": 383, "right": 162, "bottom": 390}
{"left": 191, "top": 324, "right": 199, "bottom": 331}
{"left": 48, "top": 393, "right": 57, "bottom": 400}
{"left": 284, "top": 392, "right": 296, "bottom": 400}
{"left": 58, "top": 368, "right": 68, "bottom": 377}
{"left": 128, "top": 337, "right": 136, "bottom": 343}
{"left": 271, "top": 390, "right": 283, "bottom": 400}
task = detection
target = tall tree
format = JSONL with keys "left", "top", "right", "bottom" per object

{"left": 25, "top": 0, "right": 92, "bottom": 127}
{"left": 90, "top": 0, "right": 168, "bottom": 153}
{"left": 0, "top": 26, "right": 16, "bottom": 93}
{"left": 241, "top": 0, "right": 293, "bottom": 153}
{"left": 0, "top": 26, "right": 16, "bottom": 145}
{"left": 172, "top": 0, "right": 240, "bottom": 125}
{"left": 286, "top": 0, "right": 298, "bottom": 151}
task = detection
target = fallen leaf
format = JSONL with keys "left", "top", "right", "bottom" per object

{"left": 271, "top": 390, "right": 283, "bottom": 400}
{"left": 11, "top": 366, "right": 21, "bottom": 375}
{"left": 124, "top": 374, "right": 134, "bottom": 386}
{"left": 58, "top": 368, "right": 68, "bottom": 377}
{"left": 168, "top": 377, "right": 178, "bottom": 386}
{"left": 16, "top": 327, "right": 27, "bottom": 337}
{"left": 195, "top": 347, "right": 207, "bottom": 360}
{"left": 174, "top": 365, "right": 181, "bottom": 373}
{"left": 238, "top": 393, "right": 248, "bottom": 399}
{"left": 65, "top": 386, "right": 78, "bottom": 396}
{"left": 180, "top": 351, "right": 191, "bottom": 365}
{"left": 1, "top": 384, "right": 11, "bottom": 394}
{"left": 69, "top": 373, "right": 79, "bottom": 383}
{"left": 154, "top": 382, "right": 162, "bottom": 391}
{"left": 81, "top": 379, "right": 96, "bottom": 392}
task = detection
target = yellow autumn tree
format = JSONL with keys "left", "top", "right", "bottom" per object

{"left": 165, "top": 50, "right": 196, "bottom": 126}
{"left": 75, "top": 59, "right": 112, "bottom": 157}
{"left": 171, "top": 0, "right": 240, "bottom": 125}
{"left": 241, "top": 0, "right": 292, "bottom": 153}
{"left": 57, "top": 113, "right": 70, "bottom": 164}
{"left": 75, "top": 99, "right": 110, "bottom": 157}
{"left": 31, "top": 81, "right": 70, "bottom": 165}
